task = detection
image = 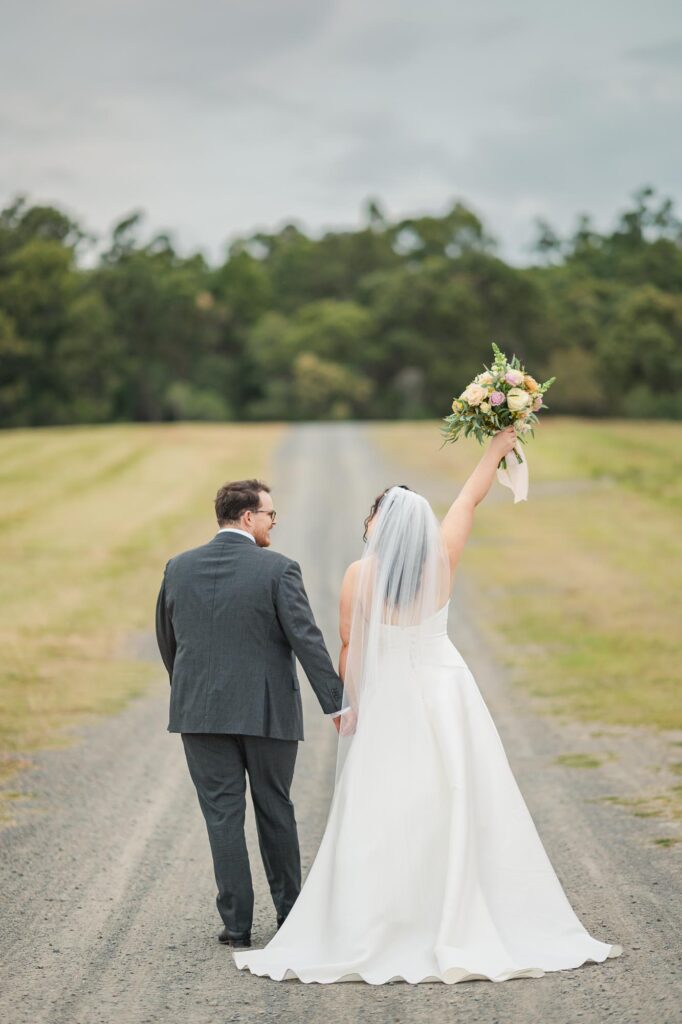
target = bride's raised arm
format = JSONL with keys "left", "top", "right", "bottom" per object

{"left": 440, "top": 427, "right": 518, "bottom": 575}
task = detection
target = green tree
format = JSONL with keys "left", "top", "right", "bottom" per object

{"left": 1, "top": 188, "right": 681, "bottom": 427}
{"left": 0, "top": 312, "right": 34, "bottom": 425}
{"left": 598, "top": 285, "right": 682, "bottom": 416}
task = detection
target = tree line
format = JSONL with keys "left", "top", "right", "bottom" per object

{"left": 1, "top": 186, "right": 681, "bottom": 427}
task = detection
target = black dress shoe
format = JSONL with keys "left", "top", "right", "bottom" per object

{"left": 218, "top": 927, "right": 251, "bottom": 949}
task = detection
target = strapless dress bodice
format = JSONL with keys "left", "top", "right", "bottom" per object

{"left": 378, "top": 599, "right": 450, "bottom": 648}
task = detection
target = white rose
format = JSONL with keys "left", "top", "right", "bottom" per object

{"left": 507, "top": 387, "right": 531, "bottom": 412}
{"left": 476, "top": 371, "right": 493, "bottom": 387}
{"left": 480, "top": 401, "right": 491, "bottom": 413}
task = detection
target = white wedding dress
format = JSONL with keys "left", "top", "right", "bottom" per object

{"left": 235, "top": 487, "right": 622, "bottom": 985}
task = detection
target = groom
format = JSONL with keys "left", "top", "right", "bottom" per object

{"left": 155, "top": 478, "right": 344, "bottom": 949}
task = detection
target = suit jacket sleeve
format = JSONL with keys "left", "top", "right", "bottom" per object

{"left": 275, "top": 560, "right": 343, "bottom": 714}
{"left": 155, "top": 565, "right": 176, "bottom": 682}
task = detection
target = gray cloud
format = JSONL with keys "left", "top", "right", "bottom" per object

{"left": 317, "top": 112, "right": 458, "bottom": 190}
{"left": 332, "top": 18, "right": 433, "bottom": 69}
{"left": 626, "top": 37, "right": 682, "bottom": 65}
{"left": 1, "top": 0, "right": 680, "bottom": 264}
{"left": 465, "top": 14, "right": 528, "bottom": 45}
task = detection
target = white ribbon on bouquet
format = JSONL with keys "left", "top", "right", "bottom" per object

{"left": 496, "top": 445, "right": 529, "bottom": 503}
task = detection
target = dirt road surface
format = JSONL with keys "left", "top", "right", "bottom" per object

{"left": 1, "top": 423, "right": 680, "bottom": 1024}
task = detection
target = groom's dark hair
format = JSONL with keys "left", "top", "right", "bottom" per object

{"left": 215, "top": 479, "right": 271, "bottom": 525}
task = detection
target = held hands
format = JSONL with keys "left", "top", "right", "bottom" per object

{"left": 489, "top": 426, "right": 518, "bottom": 461}
{"left": 333, "top": 708, "right": 357, "bottom": 736}
{"left": 340, "top": 708, "right": 357, "bottom": 736}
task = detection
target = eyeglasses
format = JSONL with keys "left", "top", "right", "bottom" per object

{"left": 253, "top": 508, "right": 277, "bottom": 522}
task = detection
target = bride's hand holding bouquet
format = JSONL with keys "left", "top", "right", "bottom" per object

{"left": 442, "top": 342, "right": 556, "bottom": 503}
{"left": 488, "top": 425, "right": 519, "bottom": 463}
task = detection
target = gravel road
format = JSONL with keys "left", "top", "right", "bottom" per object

{"left": 1, "top": 422, "right": 680, "bottom": 1024}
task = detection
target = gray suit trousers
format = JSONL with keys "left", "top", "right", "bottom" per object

{"left": 182, "top": 733, "right": 300, "bottom": 938}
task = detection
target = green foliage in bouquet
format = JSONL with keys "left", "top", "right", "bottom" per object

{"left": 442, "top": 342, "right": 556, "bottom": 468}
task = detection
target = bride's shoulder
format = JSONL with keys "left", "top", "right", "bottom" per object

{"left": 339, "top": 557, "right": 360, "bottom": 581}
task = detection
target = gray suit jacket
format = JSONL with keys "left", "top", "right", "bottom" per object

{"left": 155, "top": 531, "right": 343, "bottom": 740}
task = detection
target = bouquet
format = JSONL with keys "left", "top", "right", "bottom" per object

{"left": 442, "top": 343, "right": 556, "bottom": 502}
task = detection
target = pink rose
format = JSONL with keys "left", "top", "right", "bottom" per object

{"left": 504, "top": 369, "right": 524, "bottom": 386}
{"left": 490, "top": 391, "right": 506, "bottom": 406}
{"left": 532, "top": 396, "right": 543, "bottom": 411}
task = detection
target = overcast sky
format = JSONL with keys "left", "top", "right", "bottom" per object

{"left": 2, "top": 0, "right": 681, "bottom": 264}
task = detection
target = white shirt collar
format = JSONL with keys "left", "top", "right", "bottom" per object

{"left": 217, "top": 527, "right": 256, "bottom": 544}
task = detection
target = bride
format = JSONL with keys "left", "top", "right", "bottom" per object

{"left": 235, "top": 427, "right": 622, "bottom": 984}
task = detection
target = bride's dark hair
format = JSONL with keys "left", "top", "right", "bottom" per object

{"left": 362, "top": 484, "right": 435, "bottom": 613}
{"left": 362, "top": 485, "right": 412, "bottom": 543}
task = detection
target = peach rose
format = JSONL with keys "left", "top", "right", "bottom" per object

{"left": 461, "top": 383, "right": 487, "bottom": 406}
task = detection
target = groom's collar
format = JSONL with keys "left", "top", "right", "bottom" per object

{"left": 214, "top": 528, "right": 256, "bottom": 544}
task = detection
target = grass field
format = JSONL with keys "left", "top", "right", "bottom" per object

{"left": 0, "top": 423, "right": 282, "bottom": 790}
{"left": 372, "top": 418, "right": 682, "bottom": 734}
